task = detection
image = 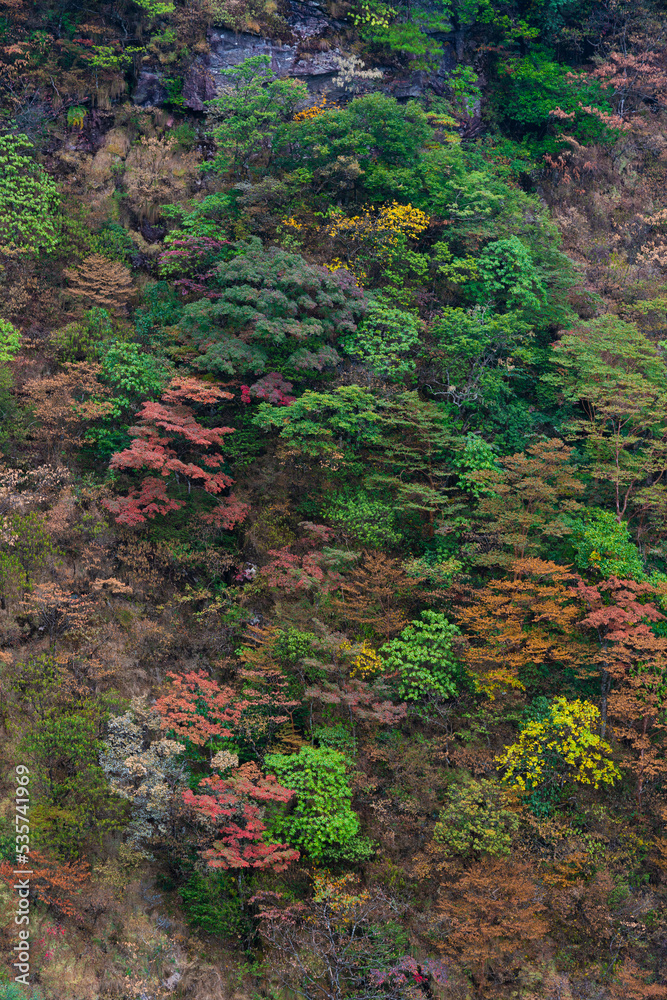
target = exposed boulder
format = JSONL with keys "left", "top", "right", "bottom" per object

{"left": 132, "top": 70, "right": 168, "bottom": 107}
{"left": 182, "top": 64, "right": 218, "bottom": 112}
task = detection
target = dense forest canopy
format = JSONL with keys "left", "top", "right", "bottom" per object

{"left": 2, "top": 0, "right": 667, "bottom": 996}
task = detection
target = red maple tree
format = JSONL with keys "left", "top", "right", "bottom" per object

{"left": 155, "top": 666, "right": 299, "bottom": 760}
{"left": 240, "top": 372, "right": 296, "bottom": 407}
{"left": 104, "top": 377, "right": 248, "bottom": 528}
{"left": 183, "top": 761, "right": 299, "bottom": 872}
{"left": 157, "top": 669, "right": 300, "bottom": 876}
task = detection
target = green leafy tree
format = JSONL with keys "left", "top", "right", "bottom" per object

{"left": 364, "top": 15, "right": 452, "bottom": 72}
{"left": 492, "top": 52, "right": 623, "bottom": 154}
{"left": 0, "top": 320, "right": 21, "bottom": 458}
{"left": 52, "top": 308, "right": 114, "bottom": 362}
{"left": 324, "top": 491, "right": 403, "bottom": 548}
{"left": 100, "top": 341, "right": 171, "bottom": 413}
{"left": 134, "top": 0, "right": 175, "bottom": 15}
{"left": 380, "top": 611, "right": 469, "bottom": 702}
{"left": 369, "top": 392, "right": 453, "bottom": 535}
{"left": 0, "top": 134, "right": 60, "bottom": 257}
{"left": 179, "top": 870, "right": 250, "bottom": 940}
{"left": 422, "top": 305, "right": 532, "bottom": 410}
{"left": 473, "top": 236, "right": 546, "bottom": 316}
{"left": 179, "top": 239, "right": 365, "bottom": 377}
{"left": 386, "top": 146, "right": 577, "bottom": 322}
{"left": 254, "top": 385, "right": 382, "bottom": 459}
{"left": 546, "top": 316, "right": 667, "bottom": 537}
{"left": 453, "top": 433, "right": 500, "bottom": 498}
{"left": 255, "top": 388, "right": 453, "bottom": 536}
{"left": 7, "top": 653, "right": 63, "bottom": 722}
{"left": 447, "top": 65, "right": 482, "bottom": 116}
{"left": 90, "top": 222, "right": 137, "bottom": 263}
{"left": 134, "top": 281, "right": 184, "bottom": 348}
{"left": 570, "top": 507, "right": 646, "bottom": 581}
{"left": 88, "top": 44, "right": 144, "bottom": 71}
{"left": 265, "top": 746, "right": 361, "bottom": 860}
{"left": 341, "top": 298, "right": 422, "bottom": 380}
{"left": 0, "top": 319, "right": 21, "bottom": 362}
{"left": 272, "top": 626, "right": 318, "bottom": 669}
{"left": 19, "top": 706, "right": 128, "bottom": 858}
{"left": 8, "top": 512, "right": 61, "bottom": 575}
{"left": 377, "top": 143, "right": 520, "bottom": 240}
{"left": 161, "top": 192, "right": 232, "bottom": 243}
{"left": 206, "top": 56, "right": 308, "bottom": 179}
{"left": 274, "top": 92, "right": 432, "bottom": 201}
{"left": 433, "top": 777, "right": 520, "bottom": 856}
{"left": 0, "top": 552, "right": 27, "bottom": 609}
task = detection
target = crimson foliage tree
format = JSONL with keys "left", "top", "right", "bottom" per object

{"left": 183, "top": 762, "right": 299, "bottom": 874}
{"left": 157, "top": 670, "right": 300, "bottom": 887}
{"left": 155, "top": 667, "right": 298, "bottom": 762}
{"left": 104, "top": 377, "right": 248, "bottom": 528}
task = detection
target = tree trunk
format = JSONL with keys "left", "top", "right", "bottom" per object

{"left": 600, "top": 666, "right": 611, "bottom": 740}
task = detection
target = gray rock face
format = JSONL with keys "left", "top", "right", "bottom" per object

{"left": 206, "top": 27, "right": 342, "bottom": 79}
{"left": 207, "top": 29, "right": 300, "bottom": 77}
{"left": 182, "top": 64, "right": 218, "bottom": 112}
{"left": 132, "top": 70, "right": 168, "bottom": 107}
{"left": 181, "top": 27, "right": 347, "bottom": 108}
{"left": 175, "top": 0, "right": 462, "bottom": 111}
{"left": 283, "top": 0, "right": 338, "bottom": 38}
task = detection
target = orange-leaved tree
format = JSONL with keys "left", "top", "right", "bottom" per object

{"left": 0, "top": 850, "right": 91, "bottom": 923}
{"left": 577, "top": 575, "right": 667, "bottom": 811}
{"left": 331, "top": 550, "right": 426, "bottom": 639}
{"left": 434, "top": 858, "right": 548, "bottom": 992}
{"left": 455, "top": 558, "right": 586, "bottom": 698}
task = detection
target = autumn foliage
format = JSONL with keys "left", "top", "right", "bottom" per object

{"left": 64, "top": 255, "right": 134, "bottom": 313}
{"left": 0, "top": 851, "right": 91, "bottom": 923}
{"left": 154, "top": 669, "right": 242, "bottom": 745}
{"left": 183, "top": 761, "right": 299, "bottom": 872}
{"left": 435, "top": 858, "right": 548, "bottom": 992}
{"left": 6, "top": 1, "right": 667, "bottom": 994}
{"left": 578, "top": 576, "right": 667, "bottom": 810}
{"left": 455, "top": 558, "right": 584, "bottom": 697}
{"left": 105, "top": 377, "right": 248, "bottom": 527}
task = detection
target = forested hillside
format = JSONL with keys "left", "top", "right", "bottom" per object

{"left": 1, "top": 0, "right": 667, "bottom": 995}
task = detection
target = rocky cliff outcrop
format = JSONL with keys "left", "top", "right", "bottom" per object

{"left": 132, "top": 0, "right": 460, "bottom": 110}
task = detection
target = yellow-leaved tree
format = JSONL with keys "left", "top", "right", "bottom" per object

{"left": 496, "top": 696, "right": 620, "bottom": 816}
